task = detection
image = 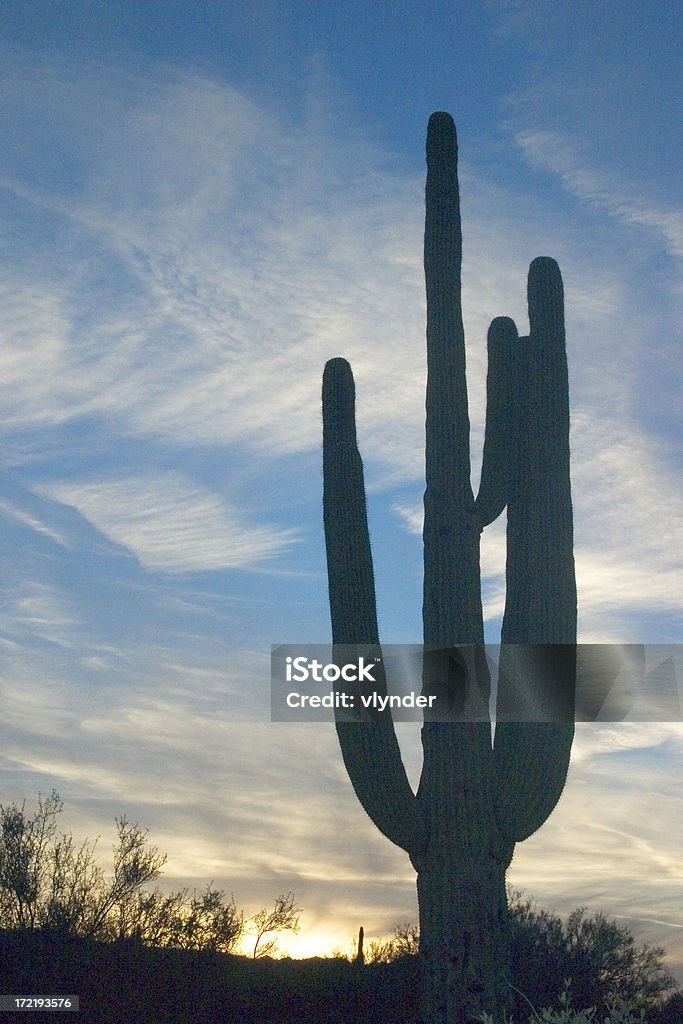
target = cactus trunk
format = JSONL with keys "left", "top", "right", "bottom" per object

{"left": 321, "top": 112, "right": 576, "bottom": 1023}
{"left": 417, "top": 843, "right": 509, "bottom": 1022}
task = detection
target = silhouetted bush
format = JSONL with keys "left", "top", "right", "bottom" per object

{"left": 344, "top": 893, "right": 679, "bottom": 1021}
{"left": 0, "top": 793, "right": 296, "bottom": 958}
{"left": 648, "top": 990, "right": 683, "bottom": 1024}
{"left": 364, "top": 922, "right": 420, "bottom": 964}
{"left": 507, "top": 890, "right": 676, "bottom": 1018}
{"left": 248, "top": 891, "right": 302, "bottom": 958}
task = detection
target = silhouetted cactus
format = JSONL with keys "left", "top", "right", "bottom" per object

{"left": 322, "top": 113, "right": 576, "bottom": 1023}
{"left": 356, "top": 925, "right": 364, "bottom": 965}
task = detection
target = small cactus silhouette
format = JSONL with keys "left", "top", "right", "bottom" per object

{"left": 322, "top": 113, "right": 576, "bottom": 1023}
{"left": 355, "top": 925, "right": 364, "bottom": 965}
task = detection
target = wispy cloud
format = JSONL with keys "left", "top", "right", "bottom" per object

{"left": 0, "top": 54, "right": 427, "bottom": 465}
{"left": 571, "top": 412, "right": 683, "bottom": 640}
{"left": 36, "top": 473, "right": 298, "bottom": 572}
{"left": 515, "top": 128, "right": 683, "bottom": 263}
{"left": 509, "top": 723, "right": 683, "bottom": 979}
{"left": 0, "top": 497, "right": 69, "bottom": 546}
{"left": 0, "top": 581, "right": 78, "bottom": 650}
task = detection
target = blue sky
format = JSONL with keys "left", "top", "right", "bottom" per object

{"left": 1, "top": 0, "right": 682, "bottom": 980}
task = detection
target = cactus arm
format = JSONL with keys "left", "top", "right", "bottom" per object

{"left": 322, "top": 357, "right": 380, "bottom": 644}
{"left": 493, "top": 257, "right": 577, "bottom": 842}
{"left": 473, "top": 316, "right": 521, "bottom": 529}
{"left": 322, "top": 358, "right": 422, "bottom": 856}
{"left": 493, "top": 656, "right": 575, "bottom": 842}
{"left": 502, "top": 257, "right": 576, "bottom": 645}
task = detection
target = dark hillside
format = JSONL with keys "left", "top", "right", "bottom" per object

{"left": 0, "top": 929, "right": 418, "bottom": 1024}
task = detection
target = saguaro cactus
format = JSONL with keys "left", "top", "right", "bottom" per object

{"left": 322, "top": 113, "right": 576, "bottom": 1023}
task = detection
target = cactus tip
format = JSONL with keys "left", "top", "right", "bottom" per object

{"left": 324, "top": 356, "right": 352, "bottom": 376}
{"left": 528, "top": 255, "right": 561, "bottom": 282}
{"left": 428, "top": 111, "right": 455, "bottom": 129}
{"left": 323, "top": 357, "right": 354, "bottom": 397}
{"left": 488, "top": 315, "right": 517, "bottom": 335}
{"left": 426, "top": 111, "right": 457, "bottom": 162}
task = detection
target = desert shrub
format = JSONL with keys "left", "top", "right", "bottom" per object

{"left": 114, "top": 882, "right": 244, "bottom": 952}
{"left": 248, "top": 891, "right": 302, "bottom": 958}
{"left": 0, "top": 791, "right": 165, "bottom": 938}
{"left": 647, "top": 990, "right": 683, "bottom": 1024}
{"left": 507, "top": 891, "right": 675, "bottom": 1017}
{"left": 365, "top": 922, "right": 420, "bottom": 964}
{"left": 481, "top": 980, "right": 649, "bottom": 1023}
{"left": 0, "top": 791, "right": 250, "bottom": 954}
{"left": 352, "top": 892, "right": 675, "bottom": 1020}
